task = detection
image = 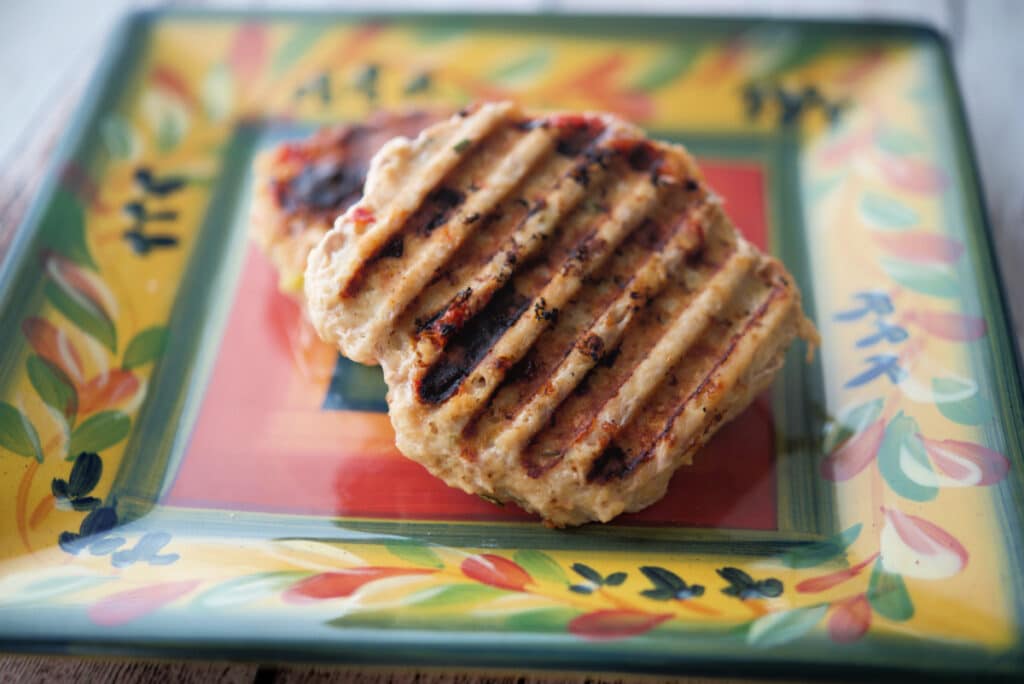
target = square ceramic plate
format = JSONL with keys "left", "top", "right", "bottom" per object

{"left": 0, "top": 10, "right": 1021, "bottom": 679}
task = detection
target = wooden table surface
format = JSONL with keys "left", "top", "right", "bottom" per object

{"left": 0, "top": 0, "right": 1020, "bottom": 681}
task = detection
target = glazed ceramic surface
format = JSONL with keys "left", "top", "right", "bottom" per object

{"left": 0, "top": 11, "right": 1021, "bottom": 679}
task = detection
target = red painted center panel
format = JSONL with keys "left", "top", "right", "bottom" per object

{"left": 165, "top": 159, "right": 777, "bottom": 529}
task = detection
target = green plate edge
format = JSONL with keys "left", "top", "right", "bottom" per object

{"left": 0, "top": 9, "right": 1021, "bottom": 680}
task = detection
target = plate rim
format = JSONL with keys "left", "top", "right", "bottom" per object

{"left": 0, "top": 10, "right": 1022, "bottom": 679}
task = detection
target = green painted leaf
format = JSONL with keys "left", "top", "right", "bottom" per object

{"left": 67, "top": 411, "right": 130, "bottom": 459}
{"left": 504, "top": 606, "right": 579, "bottom": 632}
{"left": 880, "top": 258, "right": 959, "bottom": 299}
{"left": 101, "top": 114, "right": 138, "bottom": 159}
{"left": 403, "top": 72, "right": 431, "bottom": 95}
{"left": 632, "top": 45, "right": 699, "bottom": 91}
{"left": 933, "top": 378, "right": 993, "bottom": 425}
{"left": 878, "top": 412, "right": 937, "bottom": 502}
{"left": 158, "top": 111, "right": 186, "bottom": 152}
{"left": 746, "top": 604, "right": 828, "bottom": 647}
{"left": 193, "top": 571, "right": 306, "bottom": 608}
{"left": 858, "top": 192, "right": 918, "bottom": 231}
{"left": 604, "top": 572, "right": 627, "bottom": 587}
{"left": 868, "top": 559, "right": 913, "bottom": 621}
{"left": 513, "top": 550, "right": 567, "bottom": 585}
{"left": 0, "top": 402, "right": 43, "bottom": 462}
{"left": 876, "top": 127, "right": 926, "bottom": 157}
{"left": 414, "top": 23, "right": 469, "bottom": 44}
{"left": 40, "top": 189, "right": 95, "bottom": 270}
{"left": 27, "top": 355, "right": 77, "bottom": 423}
{"left": 755, "top": 34, "right": 826, "bottom": 80}
{"left": 144, "top": 89, "right": 190, "bottom": 153}
{"left": 44, "top": 281, "right": 116, "bottom": 353}
{"left": 0, "top": 574, "right": 114, "bottom": 606}
{"left": 122, "top": 326, "right": 168, "bottom": 370}
{"left": 640, "top": 566, "right": 692, "bottom": 596}
{"left": 201, "top": 63, "right": 234, "bottom": 122}
{"left": 402, "top": 583, "right": 505, "bottom": 608}
{"left": 272, "top": 24, "right": 328, "bottom": 75}
{"left": 780, "top": 523, "right": 862, "bottom": 569}
{"left": 488, "top": 49, "right": 551, "bottom": 87}
{"left": 571, "top": 562, "right": 603, "bottom": 584}
{"left": 385, "top": 543, "right": 444, "bottom": 569}
{"left": 822, "top": 399, "right": 884, "bottom": 454}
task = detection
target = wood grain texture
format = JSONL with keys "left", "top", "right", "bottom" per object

{"left": 0, "top": 0, "right": 1019, "bottom": 681}
{"left": 0, "top": 656, "right": 812, "bottom": 684}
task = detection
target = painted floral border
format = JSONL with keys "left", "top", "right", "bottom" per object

{"left": 0, "top": 16, "right": 1015, "bottom": 659}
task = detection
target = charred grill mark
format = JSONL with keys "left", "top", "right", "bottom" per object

{"left": 417, "top": 281, "right": 530, "bottom": 404}
{"left": 585, "top": 285, "right": 783, "bottom": 484}
{"left": 626, "top": 141, "right": 661, "bottom": 173}
{"left": 569, "top": 164, "right": 590, "bottom": 188}
{"left": 505, "top": 352, "right": 540, "bottom": 385}
{"left": 406, "top": 187, "right": 467, "bottom": 237}
{"left": 495, "top": 199, "right": 709, "bottom": 478}
{"left": 568, "top": 144, "right": 615, "bottom": 188}
{"left": 272, "top": 113, "right": 441, "bottom": 227}
{"left": 340, "top": 186, "right": 466, "bottom": 299}
{"left": 418, "top": 287, "right": 473, "bottom": 344}
{"left": 598, "top": 345, "right": 621, "bottom": 368}
{"left": 580, "top": 334, "right": 605, "bottom": 361}
{"left": 280, "top": 158, "right": 366, "bottom": 214}
{"left": 554, "top": 116, "right": 607, "bottom": 157}
{"left": 587, "top": 444, "right": 630, "bottom": 483}
{"left": 524, "top": 415, "right": 564, "bottom": 478}
{"left": 410, "top": 139, "right": 625, "bottom": 360}
{"left": 514, "top": 118, "right": 547, "bottom": 132}
{"left": 520, "top": 220, "right": 728, "bottom": 481}
{"left": 432, "top": 135, "right": 622, "bottom": 332}
{"left": 533, "top": 298, "right": 559, "bottom": 323}
{"left": 562, "top": 235, "right": 595, "bottom": 275}
{"left": 373, "top": 234, "right": 404, "bottom": 260}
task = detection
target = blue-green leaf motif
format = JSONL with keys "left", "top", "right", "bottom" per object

{"left": 747, "top": 604, "right": 827, "bottom": 647}
{"left": 859, "top": 192, "right": 918, "bottom": 231}
{"left": 878, "top": 412, "right": 937, "bottom": 501}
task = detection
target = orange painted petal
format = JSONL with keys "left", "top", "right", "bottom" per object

{"left": 828, "top": 594, "right": 871, "bottom": 643}
{"left": 330, "top": 23, "right": 386, "bottom": 68}
{"left": 905, "top": 309, "right": 987, "bottom": 342}
{"left": 229, "top": 23, "right": 268, "bottom": 84}
{"left": 45, "top": 252, "right": 118, "bottom": 322}
{"left": 460, "top": 554, "right": 532, "bottom": 592}
{"left": 920, "top": 436, "right": 1008, "bottom": 485}
{"left": 884, "top": 508, "right": 968, "bottom": 563}
{"left": 795, "top": 553, "right": 879, "bottom": 594}
{"left": 568, "top": 610, "right": 672, "bottom": 640}
{"left": 871, "top": 231, "right": 964, "bottom": 265}
{"left": 88, "top": 580, "right": 201, "bottom": 627}
{"left": 283, "top": 568, "right": 434, "bottom": 603}
{"left": 78, "top": 370, "right": 139, "bottom": 415}
{"left": 151, "top": 65, "right": 196, "bottom": 109}
{"left": 21, "top": 317, "right": 85, "bottom": 384}
{"left": 675, "top": 600, "right": 720, "bottom": 616}
{"left": 820, "top": 419, "right": 884, "bottom": 481}
{"left": 563, "top": 53, "right": 628, "bottom": 92}
{"left": 876, "top": 154, "right": 946, "bottom": 194}
{"left": 29, "top": 494, "right": 55, "bottom": 530}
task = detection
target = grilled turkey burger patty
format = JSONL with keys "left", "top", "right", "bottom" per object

{"left": 306, "top": 101, "right": 818, "bottom": 526}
